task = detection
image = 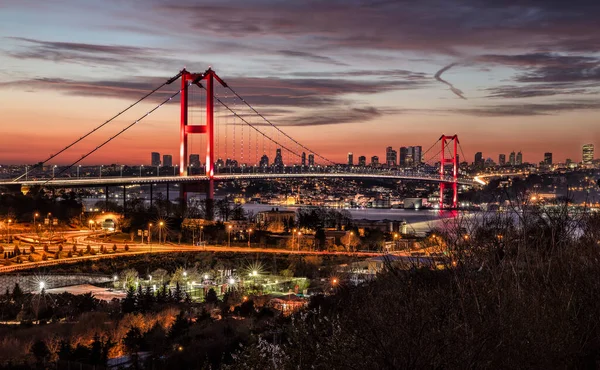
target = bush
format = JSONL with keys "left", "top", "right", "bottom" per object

{"left": 28, "top": 254, "right": 34, "bottom": 262}
{"left": 86, "top": 245, "right": 91, "bottom": 253}
{"left": 78, "top": 250, "right": 84, "bottom": 257}
{"left": 58, "top": 244, "right": 63, "bottom": 252}
{"left": 13, "top": 246, "right": 20, "bottom": 256}
{"left": 67, "top": 251, "right": 73, "bottom": 258}
{"left": 72, "top": 245, "right": 78, "bottom": 252}
{"left": 54, "top": 252, "right": 60, "bottom": 259}
{"left": 0, "top": 246, "right": 4, "bottom": 254}
{"left": 29, "top": 246, "right": 35, "bottom": 253}
{"left": 43, "top": 245, "right": 49, "bottom": 252}
{"left": 16, "top": 256, "right": 22, "bottom": 263}
{"left": 90, "top": 249, "right": 96, "bottom": 256}
{"left": 42, "top": 253, "right": 48, "bottom": 261}
{"left": 113, "top": 244, "right": 117, "bottom": 252}
{"left": 124, "top": 245, "right": 129, "bottom": 252}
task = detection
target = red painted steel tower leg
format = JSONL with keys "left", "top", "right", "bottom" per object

{"left": 452, "top": 137, "right": 458, "bottom": 208}
{"left": 440, "top": 138, "right": 445, "bottom": 209}
{"left": 180, "top": 69, "right": 189, "bottom": 176}
{"left": 439, "top": 134, "right": 460, "bottom": 209}
{"left": 205, "top": 72, "right": 215, "bottom": 220}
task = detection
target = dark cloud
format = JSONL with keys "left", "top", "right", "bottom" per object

{"left": 157, "top": 0, "right": 600, "bottom": 54}
{"left": 5, "top": 37, "right": 194, "bottom": 71}
{"left": 276, "top": 50, "right": 348, "bottom": 66}
{"left": 280, "top": 106, "right": 391, "bottom": 127}
{"left": 451, "top": 100, "right": 600, "bottom": 116}
{"left": 485, "top": 84, "right": 592, "bottom": 99}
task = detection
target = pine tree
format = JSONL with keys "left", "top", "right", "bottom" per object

{"left": 173, "top": 282, "right": 183, "bottom": 302}
{"left": 122, "top": 286, "right": 137, "bottom": 313}
{"left": 168, "top": 311, "right": 190, "bottom": 340}
{"left": 12, "top": 283, "right": 23, "bottom": 299}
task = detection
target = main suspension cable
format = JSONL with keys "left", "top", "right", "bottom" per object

{"left": 13, "top": 72, "right": 182, "bottom": 182}
{"left": 45, "top": 85, "right": 186, "bottom": 185}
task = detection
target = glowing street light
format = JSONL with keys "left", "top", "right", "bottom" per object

{"left": 159, "top": 221, "right": 164, "bottom": 244}
{"left": 247, "top": 228, "right": 252, "bottom": 247}
{"left": 228, "top": 225, "right": 233, "bottom": 248}
{"left": 52, "top": 165, "right": 57, "bottom": 178}
{"left": 39, "top": 281, "right": 45, "bottom": 290}
{"left": 228, "top": 278, "right": 235, "bottom": 285}
{"left": 297, "top": 231, "right": 302, "bottom": 251}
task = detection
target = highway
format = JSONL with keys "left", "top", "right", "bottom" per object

{"left": 0, "top": 232, "right": 384, "bottom": 274}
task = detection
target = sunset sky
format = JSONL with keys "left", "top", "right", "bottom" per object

{"left": 1, "top": 0, "right": 599, "bottom": 166}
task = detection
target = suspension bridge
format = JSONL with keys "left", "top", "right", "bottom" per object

{"left": 2, "top": 68, "right": 474, "bottom": 214}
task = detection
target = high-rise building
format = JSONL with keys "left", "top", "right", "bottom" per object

{"left": 499, "top": 154, "right": 506, "bottom": 166}
{"left": 358, "top": 156, "right": 366, "bottom": 166}
{"left": 544, "top": 152, "right": 552, "bottom": 165}
{"left": 301, "top": 152, "right": 306, "bottom": 166}
{"left": 385, "top": 146, "right": 397, "bottom": 166}
{"left": 474, "top": 152, "right": 483, "bottom": 167}
{"left": 163, "top": 154, "right": 173, "bottom": 167}
{"left": 189, "top": 154, "right": 201, "bottom": 168}
{"left": 308, "top": 154, "right": 315, "bottom": 167}
{"left": 509, "top": 151, "right": 516, "bottom": 166}
{"left": 274, "top": 148, "right": 284, "bottom": 167}
{"left": 516, "top": 151, "right": 523, "bottom": 165}
{"left": 583, "top": 144, "right": 594, "bottom": 164}
{"left": 260, "top": 154, "right": 269, "bottom": 167}
{"left": 371, "top": 156, "right": 379, "bottom": 166}
{"left": 399, "top": 147, "right": 408, "bottom": 166}
{"left": 151, "top": 152, "right": 161, "bottom": 166}
{"left": 413, "top": 146, "right": 422, "bottom": 165}
{"left": 347, "top": 152, "right": 354, "bottom": 166}
{"left": 406, "top": 146, "right": 414, "bottom": 166}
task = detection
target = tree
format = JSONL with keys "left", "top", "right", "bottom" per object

{"left": 122, "top": 286, "right": 137, "bottom": 313}
{"left": 340, "top": 232, "right": 360, "bottom": 252}
{"left": 173, "top": 282, "right": 183, "bottom": 303}
{"left": 123, "top": 326, "right": 145, "bottom": 359}
{"left": 12, "top": 283, "right": 23, "bottom": 299}
{"left": 57, "top": 340, "right": 73, "bottom": 362}
{"left": 205, "top": 288, "right": 219, "bottom": 304}
{"left": 30, "top": 339, "right": 51, "bottom": 366}
{"left": 168, "top": 311, "right": 190, "bottom": 340}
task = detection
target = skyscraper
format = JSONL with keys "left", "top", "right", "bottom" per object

{"left": 347, "top": 152, "right": 354, "bottom": 166}
{"left": 385, "top": 146, "right": 397, "bottom": 166}
{"left": 371, "top": 156, "right": 379, "bottom": 166}
{"left": 151, "top": 152, "right": 161, "bottom": 166}
{"left": 413, "top": 146, "right": 422, "bottom": 165}
{"left": 308, "top": 154, "right": 315, "bottom": 167}
{"left": 189, "top": 154, "right": 201, "bottom": 168}
{"left": 583, "top": 144, "right": 594, "bottom": 164}
{"left": 499, "top": 154, "right": 506, "bottom": 166}
{"left": 163, "top": 154, "right": 173, "bottom": 167}
{"left": 516, "top": 151, "right": 523, "bottom": 165}
{"left": 358, "top": 156, "right": 366, "bottom": 166}
{"left": 406, "top": 146, "right": 414, "bottom": 166}
{"left": 399, "top": 147, "right": 408, "bottom": 166}
{"left": 274, "top": 148, "right": 284, "bottom": 167}
{"left": 509, "top": 151, "right": 516, "bottom": 166}
{"left": 260, "top": 154, "right": 269, "bottom": 167}
{"left": 544, "top": 152, "right": 552, "bottom": 165}
{"left": 474, "top": 152, "right": 483, "bottom": 168}
{"left": 301, "top": 152, "right": 306, "bottom": 166}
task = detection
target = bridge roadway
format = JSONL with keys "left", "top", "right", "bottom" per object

{"left": 3, "top": 172, "right": 474, "bottom": 187}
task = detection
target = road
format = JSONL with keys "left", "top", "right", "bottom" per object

{"left": 1, "top": 231, "right": 385, "bottom": 273}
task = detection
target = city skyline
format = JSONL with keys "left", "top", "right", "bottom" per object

{"left": 1, "top": 1, "right": 600, "bottom": 165}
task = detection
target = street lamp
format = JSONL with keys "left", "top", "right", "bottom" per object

{"left": 247, "top": 228, "right": 252, "bottom": 247}
{"left": 148, "top": 223, "right": 153, "bottom": 245}
{"left": 7, "top": 219, "right": 12, "bottom": 242}
{"left": 228, "top": 225, "right": 233, "bottom": 248}
{"left": 89, "top": 219, "right": 94, "bottom": 230}
{"left": 33, "top": 212, "right": 39, "bottom": 227}
{"left": 120, "top": 165, "right": 124, "bottom": 177}
{"left": 52, "top": 165, "right": 57, "bottom": 178}
{"left": 99, "top": 165, "right": 103, "bottom": 178}
{"left": 157, "top": 165, "right": 160, "bottom": 177}
{"left": 77, "top": 165, "right": 82, "bottom": 178}
{"left": 140, "top": 165, "right": 144, "bottom": 177}
{"left": 159, "top": 221, "right": 164, "bottom": 244}
{"left": 297, "top": 231, "right": 302, "bottom": 251}
{"left": 25, "top": 165, "right": 28, "bottom": 181}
